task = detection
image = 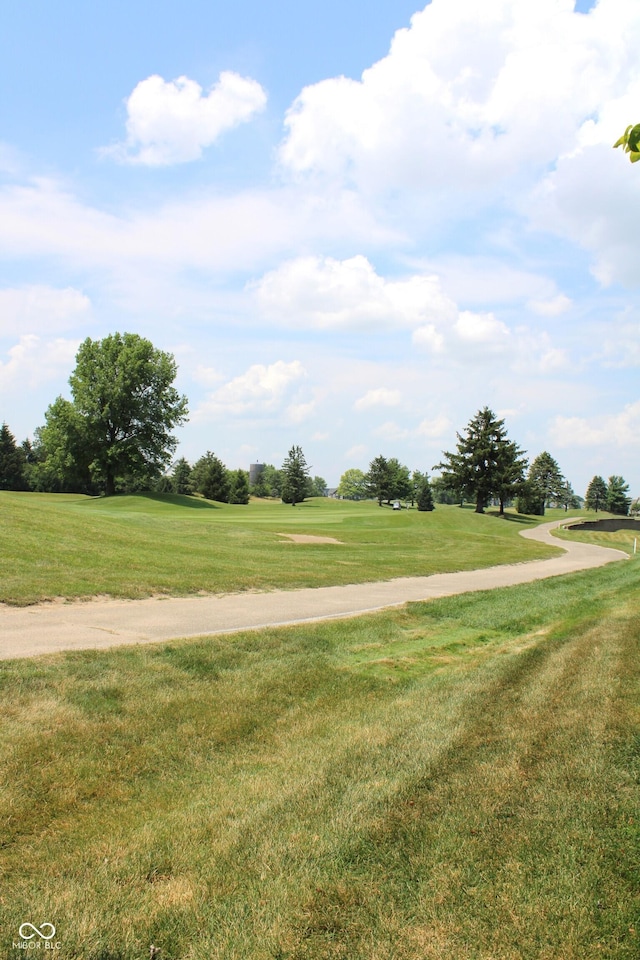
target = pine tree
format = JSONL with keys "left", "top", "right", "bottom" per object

{"left": 191, "top": 452, "right": 229, "bottom": 502}
{"left": 434, "top": 407, "right": 525, "bottom": 514}
{"left": 366, "top": 456, "right": 392, "bottom": 506}
{"left": 281, "top": 445, "right": 310, "bottom": 505}
{"left": 172, "top": 457, "right": 193, "bottom": 494}
{"left": 606, "top": 475, "right": 630, "bottom": 516}
{"left": 0, "top": 423, "right": 26, "bottom": 490}
{"left": 585, "top": 475, "right": 607, "bottom": 512}
{"left": 416, "top": 475, "right": 435, "bottom": 512}
{"left": 228, "top": 469, "right": 250, "bottom": 504}
{"left": 524, "top": 452, "right": 565, "bottom": 515}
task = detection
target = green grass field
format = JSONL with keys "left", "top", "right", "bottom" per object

{"left": 0, "top": 559, "right": 638, "bottom": 959}
{"left": 0, "top": 492, "right": 565, "bottom": 605}
{"left": 1, "top": 493, "right": 637, "bottom": 958}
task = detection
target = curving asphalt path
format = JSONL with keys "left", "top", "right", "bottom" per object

{"left": 0, "top": 518, "right": 628, "bottom": 660}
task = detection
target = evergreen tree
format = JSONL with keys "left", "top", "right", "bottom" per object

{"left": 191, "top": 452, "right": 229, "bottom": 502}
{"left": 228, "top": 469, "right": 250, "bottom": 504}
{"left": 434, "top": 407, "right": 525, "bottom": 513}
{"left": 366, "top": 456, "right": 392, "bottom": 506}
{"left": 416, "top": 474, "right": 435, "bottom": 512}
{"left": 0, "top": 423, "right": 26, "bottom": 490}
{"left": 522, "top": 451, "right": 565, "bottom": 516}
{"left": 388, "top": 458, "right": 412, "bottom": 503}
{"left": 606, "top": 475, "right": 630, "bottom": 516}
{"left": 172, "top": 457, "right": 193, "bottom": 495}
{"left": 281, "top": 445, "right": 310, "bottom": 505}
{"left": 585, "top": 475, "right": 607, "bottom": 512}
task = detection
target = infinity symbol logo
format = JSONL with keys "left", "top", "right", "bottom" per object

{"left": 18, "top": 923, "right": 56, "bottom": 940}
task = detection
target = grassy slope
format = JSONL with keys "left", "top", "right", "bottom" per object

{"left": 0, "top": 492, "right": 563, "bottom": 605}
{"left": 0, "top": 559, "right": 638, "bottom": 959}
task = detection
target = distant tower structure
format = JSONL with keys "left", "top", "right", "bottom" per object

{"left": 249, "top": 462, "right": 265, "bottom": 487}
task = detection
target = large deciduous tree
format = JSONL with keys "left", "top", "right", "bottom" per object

{"left": 434, "top": 407, "right": 525, "bottom": 514}
{"left": 43, "top": 333, "right": 188, "bottom": 496}
{"left": 281, "top": 445, "right": 310, "bottom": 505}
{"left": 337, "top": 468, "right": 367, "bottom": 500}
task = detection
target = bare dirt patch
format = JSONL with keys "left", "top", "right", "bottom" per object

{"left": 277, "top": 533, "right": 344, "bottom": 544}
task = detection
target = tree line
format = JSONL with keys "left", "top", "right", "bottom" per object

{"left": 0, "top": 334, "right": 635, "bottom": 516}
{"left": 333, "top": 408, "right": 635, "bottom": 518}
{"left": 430, "top": 406, "right": 633, "bottom": 517}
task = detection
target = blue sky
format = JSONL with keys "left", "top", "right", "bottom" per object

{"left": 1, "top": 0, "right": 638, "bottom": 496}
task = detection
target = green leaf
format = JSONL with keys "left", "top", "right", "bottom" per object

{"left": 628, "top": 124, "right": 640, "bottom": 152}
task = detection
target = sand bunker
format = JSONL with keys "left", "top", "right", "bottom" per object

{"left": 278, "top": 533, "right": 343, "bottom": 544}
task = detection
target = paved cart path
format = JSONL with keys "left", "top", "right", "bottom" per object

{"left": 0, "top": 519, "right": 628, "bottom": 660}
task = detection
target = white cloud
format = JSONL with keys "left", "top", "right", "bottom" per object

{"left": 354, "top": 387, "right": 402, "bottom": 411}
{"left": 344, "top": 443, "right": 368, "bottom": 463}
{"left": 253, "top": 255, "right": 457, "bottom": 331}
{"left": 527, "top": 294, "right": 572, "bottom": 317}
{"left": 415, "top": 415, "right": 452, "bottom": 439}
{"left": 192, "top": 364, "right": 223, "bottom": 387}
{"left": 454, "top": 310, "right": 510, "bottom": 346}
{"left": 0, "top": 335, "right": 79, "bottom": 392}
{"left": 413, "top": 308, "right": 511, "bottom": 354}
{"left": 373, "top": 421, "right": 409, "bottom": 442}
{"left": 550, "top": 401, "right": 640, "bottom": 449}
{"left": 0, "top": 285, "right": 91, "bottom": 336}
{"left": 412, "top": 324, "right": 445, "bottom": 353}
{"left": 279, "top": 0, "right": 626, "bottom": 195}
{"left": 0, "top": 178, "right": 393, "bottom": 284}
{"left": 105, "top": 72, "right": 267, "bottom": 166}
{"left": 193, "top": 360, "right": 307, "bottom": 420}
{"left": 421, "top": 256, "right": 566, "bottom": 309}
{"left": 286, "top": 400, "right": 316, "bottom": 424}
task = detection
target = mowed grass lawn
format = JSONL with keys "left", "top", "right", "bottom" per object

{"left": 0, "top": 492, "right": 565, "bottom": 605}
{"left": 0, "top": 559, "right": 638, "bottom": 959}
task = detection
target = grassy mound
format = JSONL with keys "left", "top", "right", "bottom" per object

{"left": 0, "top": 493, "right": 563, "bottom": 605}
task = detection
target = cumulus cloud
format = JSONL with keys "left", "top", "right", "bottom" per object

{"left": 0, "top": 285, "right": 91, "bottom": 336}
{"left": 454, "top": 310, "right": 510, "bottom": 346}
{"left": 550, "top": 401, "right": 640, "bottom": 448}
{"left": 280, "top": 0, "right": 627, "bottom": 194}
{"left": 104, "top": 71, "right": 267, "bottom": 166}
{"left": 0, "top": 335, "right": 79, "bottom": 392}
{"left": 253, "top": 255, "right": 457, "bottom": 330}
{"left": 354, "top": 387, "right": 402, "bottom": 411}
{"left": 193, "top": 360, "right": 307, "bottom": 420}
